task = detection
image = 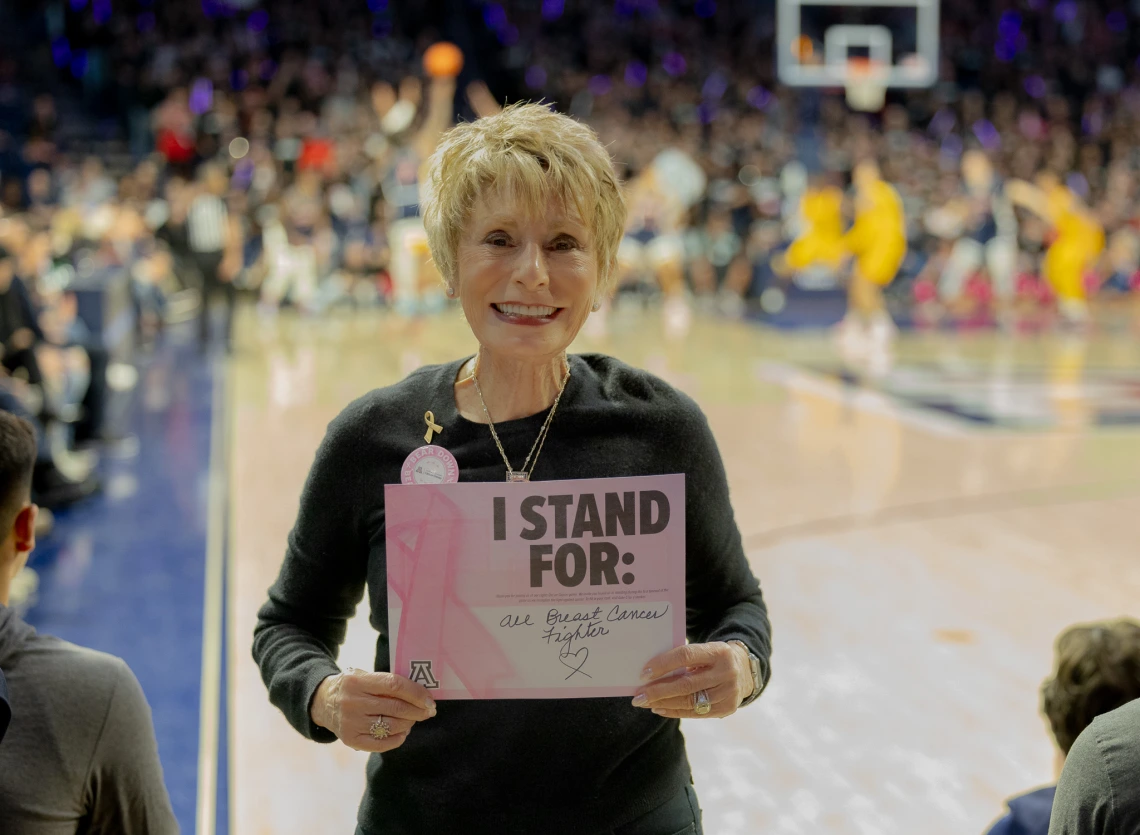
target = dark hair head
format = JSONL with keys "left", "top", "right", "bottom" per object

{"left": 0, "top": 411, "right": 36, "bottom": 532}
{"left": 1042, "top": 619, "right": 1140, "bottom": 755}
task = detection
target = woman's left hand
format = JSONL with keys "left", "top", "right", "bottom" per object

{"left": 631, "top": 642, "right": 753, "bottom": 719}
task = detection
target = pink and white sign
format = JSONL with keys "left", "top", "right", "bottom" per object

{"left": 385, "top": 474, "right": 686, "bottom": 699}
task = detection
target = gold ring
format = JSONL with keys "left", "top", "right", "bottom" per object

{"left": 693, "top": 690, "right": 711, "bottom": 715}
{"left": 368, "top": 716, "right": 392, "bottom": 739}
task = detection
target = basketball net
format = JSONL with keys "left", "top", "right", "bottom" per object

{"left": 845, "top": 57, "right": 887, "bottom": 112}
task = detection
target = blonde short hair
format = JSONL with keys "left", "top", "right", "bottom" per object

{"left": 422, "top": 102, "right": 627, "bottom": 298}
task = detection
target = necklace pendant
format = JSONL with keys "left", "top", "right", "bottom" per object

{"left": 506, "top": 470, "right": 529, "bottom": 483}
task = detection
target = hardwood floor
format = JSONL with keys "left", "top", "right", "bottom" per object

{"left": 227, "top": 307, "right": 1140, "bottom": 834}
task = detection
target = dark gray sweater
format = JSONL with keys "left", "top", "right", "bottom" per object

{"left": 253, "top": 353, "right": 772, "bottom": 835}
{"left": 0, "top": 605, "right": 178, "bottom": 834}
{"left": 1049, "top": 698, "right": 1140, "bottom": 835}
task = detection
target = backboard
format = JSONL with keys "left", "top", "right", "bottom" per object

{"left": 776, "top": 0, "right": 940, "bottom": 89}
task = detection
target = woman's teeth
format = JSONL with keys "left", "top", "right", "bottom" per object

{"left": 496, "top": 303, "right": 557, "bottom": 317}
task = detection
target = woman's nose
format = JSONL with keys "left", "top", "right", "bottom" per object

{"left": 513, "top": 241, "right": 550, "bottom": 289}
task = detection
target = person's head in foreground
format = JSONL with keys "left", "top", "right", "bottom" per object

{"left": 986, "top": 618, "right": 1140, "bottom": 835}
{"left": 1042, "top": 619, "right": 1140, "bottom": 762}
{"left": 253, "top": 100, "right": 771, "bottom": 835}
{"left": 0, "top": 411, "right": 38, "bottom": 608}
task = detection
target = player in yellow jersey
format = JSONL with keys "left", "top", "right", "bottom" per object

{"left": 774, "top": 177, "right": 848, "bottom": 277}
{"left": 837, "top": 160, "right": 907, "bottom": 358}
{"left": 1007, "top": 172, "right": 1105, "bottom": 325}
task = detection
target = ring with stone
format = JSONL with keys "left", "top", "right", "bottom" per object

{"left": 368, "top": 716, "right": 392, "bottom": 739}
{"left": 693, "top": 690, "right": 712, "bottom": 715}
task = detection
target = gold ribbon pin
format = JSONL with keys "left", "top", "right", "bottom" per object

{"left": 424, "top": 411, "right": 443, "bottom": 443}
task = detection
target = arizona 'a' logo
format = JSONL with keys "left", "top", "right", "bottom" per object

{"left": 408, "top": 660, "right": 440, "bottom": 689}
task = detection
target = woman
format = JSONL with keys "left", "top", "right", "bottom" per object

{"left": 253, "top": 103, "right": 772, "bottom": 835}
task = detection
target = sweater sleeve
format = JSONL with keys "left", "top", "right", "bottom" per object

{"left": 252, "top": 404, "right": 369, "bottom": 743}
{"left": 676, "top": 402, "right": 772, "bottom": 695}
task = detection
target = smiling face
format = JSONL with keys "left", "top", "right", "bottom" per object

{"left": 456, "top": 189, "right": 598, "bottom": 363}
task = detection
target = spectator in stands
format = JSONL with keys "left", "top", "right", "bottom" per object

{"left": 0, "top": 411, "right": 177, "bottom": 833}
{"left": 0, "top": 224, "right": 119, "bottom": 452}
{"left": 0, "top": 383, "right": 98, "bottom": 510}
{"left": 984, "top": 619, "right": 1140, "bottom": 835}
{"left": 1048, "top": 697, "right": 1140, "bottom": 835}
{"left": 0, "top": 244, "right": 46, "bottom": 395}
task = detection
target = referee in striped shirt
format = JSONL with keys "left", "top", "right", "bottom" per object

{"left": 188, "top": 164, "right": 235, "bottom": 351}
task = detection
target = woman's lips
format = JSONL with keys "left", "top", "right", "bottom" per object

{"left": 491, "top": 303, "right": 563, "bottom": 326}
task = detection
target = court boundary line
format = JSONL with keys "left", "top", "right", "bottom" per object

{"left": 226, "top": 357, "right": 239, "bottom": 835}
{"left": 756, "top": 360, "right": 1140, "bottom": 438}
{"left": 196, "top": 360, "right": 230, "bottom": 835}
{"left": 755, "top": 360, "right": 970, "bottom": 437}
{"left": 743, "top": 476, "right": 1140, "bottom": 549}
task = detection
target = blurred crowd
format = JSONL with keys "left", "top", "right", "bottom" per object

{"left": 2, "top": 0, "right": 1140, "bottom": 509}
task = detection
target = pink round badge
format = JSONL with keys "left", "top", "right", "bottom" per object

{"left": 400, "top": 445, "right": 460, "bottom": 485}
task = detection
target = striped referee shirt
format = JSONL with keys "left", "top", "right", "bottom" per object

{"left": 187, "top": 194, "right": 228, "bottom": 253}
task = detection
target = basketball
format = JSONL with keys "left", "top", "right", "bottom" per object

{"left": 423, "top": 42, "right": 464, "bottom": 78}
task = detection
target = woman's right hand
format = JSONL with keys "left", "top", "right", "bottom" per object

{"left": 310, "top": 668, "right": 437, "bottom": 752}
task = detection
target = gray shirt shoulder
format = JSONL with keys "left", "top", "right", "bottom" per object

{"left": 1048, "top": 698, "right": 1140, "bottom": 835}
{"left": 0, "top": 631, "right": 178, "bottom": 834}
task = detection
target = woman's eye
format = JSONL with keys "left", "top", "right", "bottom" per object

{"left": 486, "top": 234, "right": 510, "bottom": 247}
{"left": 552, "top": 237, "right": 578, "bottom": 251}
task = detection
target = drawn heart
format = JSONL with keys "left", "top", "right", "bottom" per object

{"left": 559, "top": 647, "right": 592, "bottom": 680}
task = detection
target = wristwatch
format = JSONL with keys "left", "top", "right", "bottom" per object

{"left": 727, "top": 640, "right": 764, "bottom": 707}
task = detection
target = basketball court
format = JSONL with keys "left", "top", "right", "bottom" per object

{"left": 216, "top": 308, "right": 1140, "bottom": 834}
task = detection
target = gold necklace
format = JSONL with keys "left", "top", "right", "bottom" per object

{"left": 471, "top": 355, "right": 570, "bottom": 482}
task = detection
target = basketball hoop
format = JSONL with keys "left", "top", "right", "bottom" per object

{"left": 845, "top": 57, "right": 887, "bottom": 112}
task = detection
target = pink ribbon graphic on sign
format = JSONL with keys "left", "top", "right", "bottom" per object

{"left": 387, "top": 487, "right": 517, "bottom": 697}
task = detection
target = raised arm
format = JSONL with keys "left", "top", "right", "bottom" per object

{"left": 465, "top": 80, "right": 503, "bottom": 119}
{"left": 412, "top": 76, "right": 458, "bottom": 161}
